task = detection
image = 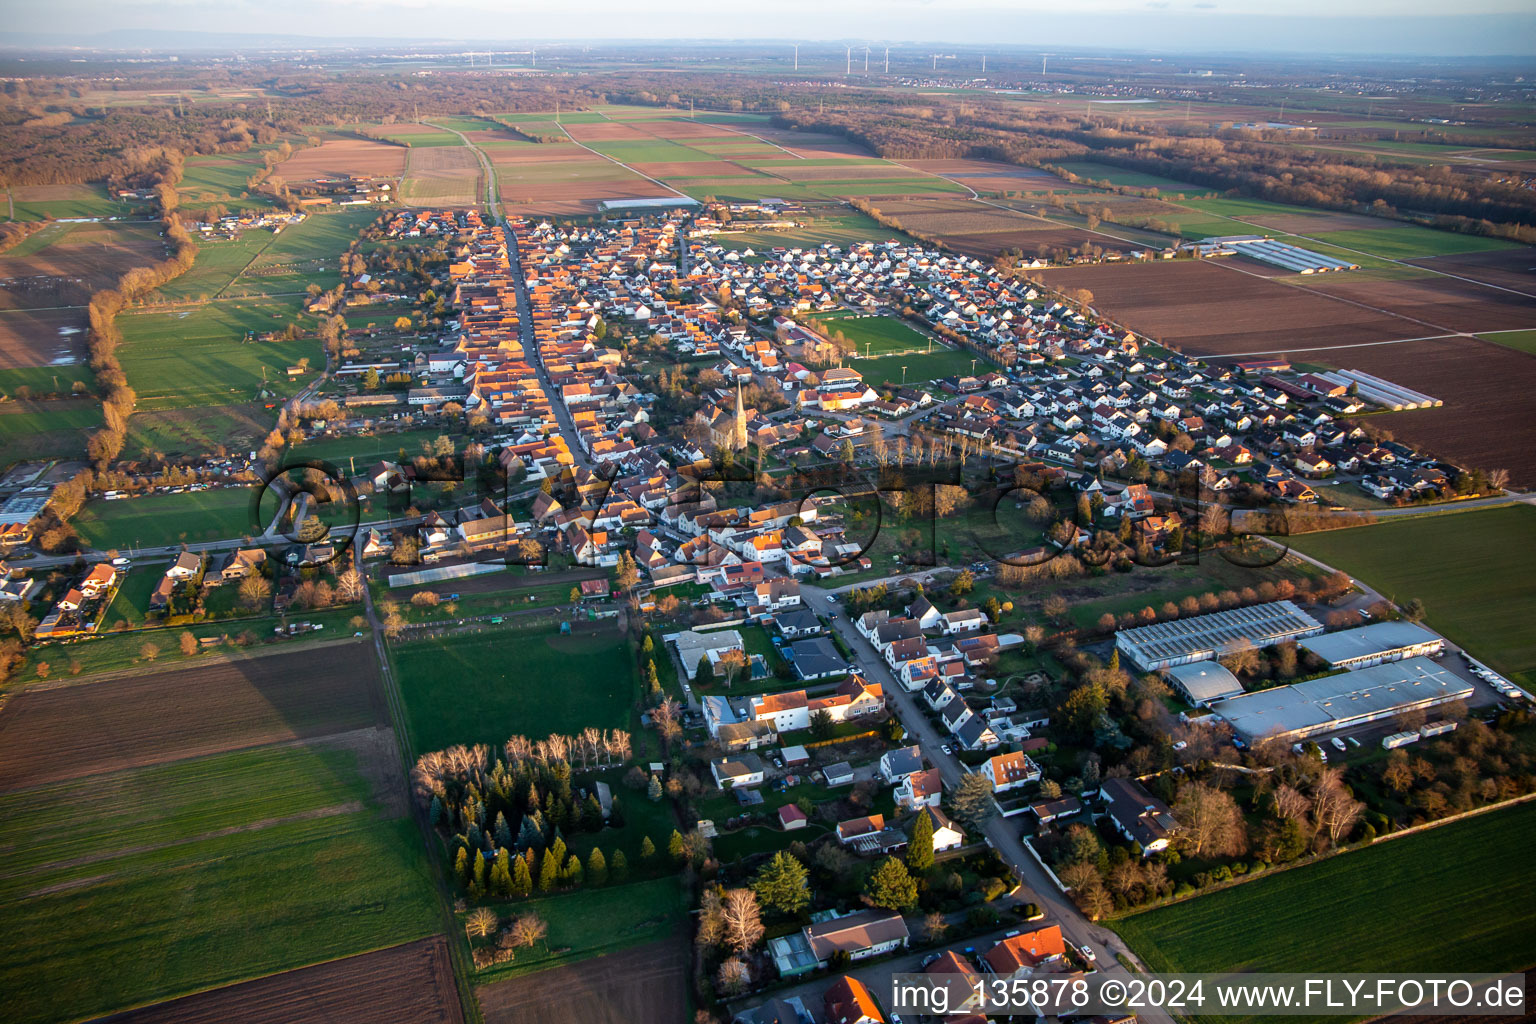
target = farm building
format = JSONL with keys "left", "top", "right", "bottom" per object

{"left": 1164, "top": 661, "right": 1246, "bottom": 706}
{"left": 1209, "top": 657, "right": 1472, "bottom": 742}
{"left": 1299, "top": 621, "right": 1445, "bottom": 670}
{"left": 597, "top": 196, "right": 701, "bottom": 213}
{"left": 1115, "top": 600, "right": 1323, "bottom": 672}
{"left": 1189, "top": 235, "right": 1360, "bottom": 273}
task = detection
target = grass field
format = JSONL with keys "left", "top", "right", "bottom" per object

{"left": 469, "top": 876, "right": 684, "bottom": 982}
{"left": 1289, "top": 504, "right": 1536, "bottom": 686}
{"left": 849, "top": 347, "right": 978, "bottom": 386}
{"left": 2, "top": 183, "right": 128, "bottom": 222}
{"left": 392, "top": 623, "right": 636, "bottom": 755}
{"left": 1306, "top": 225, "right": 1517, "bottom": 260}
{"left": 0, "top": 401, "right": 101, "bottom": 464}
{"left": 118, "top": 299, "right": 320, "bottom": 410}
{"left": 72, "top": 486, "right": 268, "bottom": 549}
{"left": 1052, "top": 162, "right": 1209, "bottom": 192}
{"left": 0, "top": 364, "right": 94, "bottom": 398}
{"left": 1114, "top": 800, "right": 1536, "bottom": 1004}
{"left": 0, "top": 740, "right": 438, "bottom": 1024}
{"left": 1479, "top": 329, "right": 1536, "bottom": 356}
{"left": 808, "top": 312, "right": 930, "bottom": 356}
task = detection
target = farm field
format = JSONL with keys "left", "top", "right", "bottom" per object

{"left": 222, "top": 206, "right": 382, "bottom": 297}
{"left": 117, "top": 298, "right": 320, "bottom": 410}
{"left": 1052, "top": 161, "right": 1209, "bottom": 193}
{"left": 905, "top": 158, "right": 1083, "bottom": 194}
{"left": 104, "top": 937, "right": 462, "bottom": 1024}
{"left": 1302, "top": 336, "right": 1536, "bottom": 484}
{"left": 477, "top": 936, "right": 686, "bottom": 1024}
{"left": 402, "top": 144, "right": 483, "bottom": 206}
{"left": 0, "top": 641, "right": 387, "bottom": 789}
{"left": 275, "top": 136, "right": 409, "bottom": 181}
{"left": 807, "top": 311, "right": 930, "bottom": 355}
{"left": 1036, "top": 261, "right": 1413, "bottom": 354}
{"left": 122, "top": 402, "right": 272, "bottom": 461}
{"left": 1289, "top": 504, "right": 1536, "bottom": 686}
{"left": 1305, "top": 225, "right": 1519, "bottom": 260}
{"left": 1479, "top": 329, "right": 1536, "bottom": 355}
{"left": 0, "top": 219, "right": 168, "bottom": 311}
{"left": 1114, "top": 800, "right": 1536, "bottom": 1017}
{"left": 72, "top": 485, "right": 267, "bottom": 549}
{"left": 0, "top": 305, "right": 92, "bottom": 372}
{"left": 391, "top": 621, "right": 636, "bottom": 755}
{"left": 176, "top": 148, "right": 282, "bottom": 213}
{"left": 710, "top": 209, "right": 905, "bottom": 252}
{"left": 0, "top": 733, "right": 437, "bottom": 1024}
{"left": 1, "top": 182, "right": 130, "bottom": 221}
{"left": 373, "top": 124, "right": 463, "bottom": 147}
{"left": 0, "top": 401, "right": 101, "bottom": 464}
{"left": 0, "top": 363, "right": 93, "bottom": 398}
{"left": 1404, "top": 247, "right": 1536, "bottom": 293}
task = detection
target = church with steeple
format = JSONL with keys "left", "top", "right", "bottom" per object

{"left": 709, "top": 378, "right": 751, "bottom": 452}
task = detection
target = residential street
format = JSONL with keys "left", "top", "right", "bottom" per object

{"left": 799, "top": 581, "right": 1175, "bottom": 1024}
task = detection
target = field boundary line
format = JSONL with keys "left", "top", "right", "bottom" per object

{"left": 12, "top": 633, "right": 365, "bottom": 691}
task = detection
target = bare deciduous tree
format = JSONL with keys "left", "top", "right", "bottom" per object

{"left": 721, "top": 888, "right": 764, "bottom": 952}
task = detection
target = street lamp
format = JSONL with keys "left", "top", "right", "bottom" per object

{"left": 901, "top": 365, "right": 908, "bottom": 384}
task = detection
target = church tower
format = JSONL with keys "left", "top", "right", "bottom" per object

{"left": 732, "top": 377, "right": 749, "bottom": 451}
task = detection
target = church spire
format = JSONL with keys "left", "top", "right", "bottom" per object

{"left": 732, "top": 377, "right": 748, "bottom": 451}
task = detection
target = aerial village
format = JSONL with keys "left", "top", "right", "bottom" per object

{"left": 8, "top": 204, "right": 1526, "bottom": 1022}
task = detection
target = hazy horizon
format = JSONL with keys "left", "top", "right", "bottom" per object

{"left": 4, "top": 3, "right": 1536, "bottom": 59}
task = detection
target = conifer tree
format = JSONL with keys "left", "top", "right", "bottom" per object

{"left": 588, "top": 847, "right": 608, "bottom": 886}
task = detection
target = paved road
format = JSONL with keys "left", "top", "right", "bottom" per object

{"left": 432, "top": 120, "right": 594, "bottom": 473}
{"left": 799, "top": 580, "right": 1174, "bottom": 1024}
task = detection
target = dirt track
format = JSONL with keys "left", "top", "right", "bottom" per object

{"left": 476, "top": 939, "right": 687, "bottom": 1024}
{"left": 96, "top": 936, "right": 464, "bottom": 1024}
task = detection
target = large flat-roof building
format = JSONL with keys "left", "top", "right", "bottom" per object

{"left": 1299, "top": 621, "right": 1443, "bottom": 670}
{"left": 1116, "top": 600, "right": 1323, "bottom": 672}
{"left": 1210, "top": 657, "right": 1472, "bottom": 742}
{"left": 1164, "top": 661, "right": 1246, "bottom": 706}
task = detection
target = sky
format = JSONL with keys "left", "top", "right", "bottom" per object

{"left": 5, "top": 0, "right": 1535, "bottom": 57}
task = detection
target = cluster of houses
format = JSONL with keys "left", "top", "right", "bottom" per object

{"left": 32, "top": 562, "right": 119, "bottom": 639}
{"left": 182, "top": 210, "right": 309, "bottom": 239}
{"left": 747, "top": 918, "right": 1082, "bottom": 1024}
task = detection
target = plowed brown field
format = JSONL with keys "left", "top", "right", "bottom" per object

{"left": 1037, "top": 261, "right": 1414, "bottom": 354}
{"left": 477, "top": 939, "right": 686, "bottom": 1024}
{"left": 1306, "top": 336, "right": 1536, "bottom": 486}
{"left": 98, "top": 937, "right": 463, "bottom": 1024}
{"left": 0, "top": 640, "right": 386, "bottom": 792}
{"left": 276, "top": 139, "right": 407, "bottom": 181}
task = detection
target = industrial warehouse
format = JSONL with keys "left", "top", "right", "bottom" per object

{"left": 1115, "top": 600, "right": 1325, "bottom": 672}
{"left": 1164, "top": 661, "right": 1246, "bottom": 706}
{"left": 1299, "top": 620, "right": 1445, "bottom": 670}
{"left": 1209, "top": 657, "right": 1473, "bottom": 742}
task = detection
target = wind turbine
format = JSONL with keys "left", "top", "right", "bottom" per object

{"left": 981, "top": 54, "right": 987, "bottom": 74}
{"left": 846, "top": 46, "right": 851, "bottom": 75}
{"left": 793, "top": 43, "right": 798, "bottom": 71}
{"left": 884, "top": 47, "right": 889, "bottom": 74}
{"left": 864, "top": 47, "right": 869, "bottom": 73}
